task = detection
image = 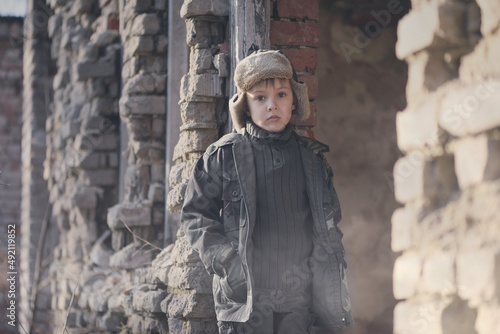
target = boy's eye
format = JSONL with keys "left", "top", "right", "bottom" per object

{"left": 278, "top": 92, "right": 287, "bottom": 98}
{"left": 256, "top": 96, "right": 265, "bottom": 101}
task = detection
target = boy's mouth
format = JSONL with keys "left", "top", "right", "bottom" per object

{"left": 267, "top": 115, "right": 280, "bottom": 121}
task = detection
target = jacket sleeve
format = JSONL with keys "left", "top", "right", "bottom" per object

{"left": 181, "top": 147, "right": 237, "bottom": 276}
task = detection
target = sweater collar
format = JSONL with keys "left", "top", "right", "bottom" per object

{"left": 246, "top": 121, "right": 293, "bottom": 142}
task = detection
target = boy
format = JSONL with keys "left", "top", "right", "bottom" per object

{"left": 181, "top": 50, "right": 352, "bottom": 334}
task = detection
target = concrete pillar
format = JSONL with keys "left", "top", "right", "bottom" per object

{"left": 164, "top": 0, "right": 188, "bottom": 245}
{"left": 20, "top": 0, "right": 54, "bottom": 332}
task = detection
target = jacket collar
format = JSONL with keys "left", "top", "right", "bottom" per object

{"left": 245, "top": 121, "right": 293, "bottom": 142}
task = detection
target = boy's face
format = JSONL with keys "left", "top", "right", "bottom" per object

{"left": 246, "top": 79, "right": 295, "bottom": 133}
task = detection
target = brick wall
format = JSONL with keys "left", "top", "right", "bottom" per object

{"left": 271, "top": 0, "right": 320, "bottom": 137}
{"left": 20, "top": 0, "right": 188, "bottom": 332}
{"left": 40, "top": 0, "right": 171, "bottom": 332}
{"left": 44, "top": 0, "right": 122, "bottom": 331}
{"left": 0, "top": 16, "right": 23, "bottom": 334}
{"left": 112, "top": 0, "right": 168, "bottom": 252}
{"left": 163, "top": 0, "right": 228, "bottom": 331}
{"left": 393, "top": 1, "right": 500, "bottom": 333}
{"left": 166, "top": 0, "right": 228, "bottom": 214}
{"left": 104, "top": 0, "right": 170, "bottom": 331}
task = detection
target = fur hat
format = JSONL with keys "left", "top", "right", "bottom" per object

{"left": 229, "top": 50, "right": 310, "bottom": 130}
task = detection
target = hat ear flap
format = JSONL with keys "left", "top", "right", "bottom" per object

{"left": 291, "top": 81, "right": 310, "bottom": 122}
{"left": 229, "top": 92, "right": 248, "bottom": 130}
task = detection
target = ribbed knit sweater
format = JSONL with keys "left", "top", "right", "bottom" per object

{"left": 246, "top": 121, "right": 313, "bottom": 291}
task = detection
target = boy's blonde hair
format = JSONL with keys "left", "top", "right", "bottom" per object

{"left": 229, "top": 50, "right": 310, "bottom": 130}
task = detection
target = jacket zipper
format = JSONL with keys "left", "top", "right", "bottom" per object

{"left": 232, "top": 143, "right": 253, "bottom": 317}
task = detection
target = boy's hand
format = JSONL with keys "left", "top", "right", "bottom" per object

{"left": 221, "top": 255, "right": 247, "bottom": 303}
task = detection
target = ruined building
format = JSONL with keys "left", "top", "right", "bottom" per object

{"left": 0, "top": 0, "right": 498, "bottom": 333}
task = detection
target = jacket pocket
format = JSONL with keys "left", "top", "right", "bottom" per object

{"left": 220, "top": 275, "right": 246, "bottom": 304}
{"left": 214, "top": 274, "right": 232, "bottom": 306}
{"left": 222, "top": 180, "right": 243, "bottom": 242}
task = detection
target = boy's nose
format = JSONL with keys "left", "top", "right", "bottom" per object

{"left": 267, "top": 99, "right": 278, "bottom": 111}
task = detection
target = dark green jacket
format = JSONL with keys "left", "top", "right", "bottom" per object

{"left": 181, "top": 129, "right": 353, "bottom": 329}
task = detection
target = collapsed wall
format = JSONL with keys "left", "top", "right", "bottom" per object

{"left": 164, "top": 0, "right": 229, "bottom": 330}
{"left": 19, "top": 0, "right": 226, "bottom": 331}
{"left": 392, "top": 1, "right": 500, "bottom": 333}
{"left": 40, "top": 0, "right": 168, "bottom": 332}
{"left": 44, "top": 0, "right": 122, "bottom": 331}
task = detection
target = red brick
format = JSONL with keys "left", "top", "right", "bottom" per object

{"left": 281, "top": 48, "right": 318, "bottom": 74}
{"left": 298, "top": 75, "right": 318, "bottom": 99}
{"left": 277, "top": 0, "right": 319, "bottom": 20}
{"left": 107, "top": 15, "right": 119, "bottom": 31}
{"left": 218, "top": 42, "right": 229, "bottom": 54}
{"left": 271, "top": 21, "right": 320, "bottom": 47}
